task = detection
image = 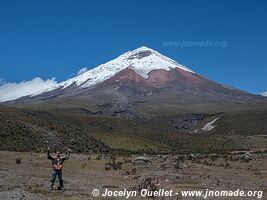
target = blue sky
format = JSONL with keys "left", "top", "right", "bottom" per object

{"left": 0, "top": 0, "right": 267, "bottom": 95}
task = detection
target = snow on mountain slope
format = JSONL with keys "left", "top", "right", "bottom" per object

{"left": 58, "top": 46, "right": 195, "bottom": 89}
{"left": 201, "top": 118, "right": 220, "bottom": 131}
{"left": 8, "top": 46, "right": 262, "bottom": 103}
{"left": 20, "top": 46, "right": 196, "bottom": 99}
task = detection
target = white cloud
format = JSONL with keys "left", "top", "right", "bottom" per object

{"left": 0, "top": 77, "right": 58, "bottom": 102}
{"left": 77, "top": 67, "right": 88, "bottom": 75}
{"left": 261, "top": 91, "right": 267, "bottom": 96}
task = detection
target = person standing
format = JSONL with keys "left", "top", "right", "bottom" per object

{"left": 47, "top": 147, "right": 71, "bottom": 192}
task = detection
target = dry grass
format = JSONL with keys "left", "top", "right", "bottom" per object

{"left": 0, "top": 151, "right": 266, "bottom": 200}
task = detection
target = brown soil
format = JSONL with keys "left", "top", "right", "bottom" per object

{"left": 0, "top": 151, "right": 266, "bottom": 200}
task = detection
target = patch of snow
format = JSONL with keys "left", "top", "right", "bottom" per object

{"left": 190, "top": 129, "right": 199, "bottom": 134}
{"left": 201, "top": 117, "right": 220, "bottom": 131}
{"left": 77, "top": 67, "right": 88, "bottom": 75}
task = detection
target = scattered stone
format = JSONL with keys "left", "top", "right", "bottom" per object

{"left": 135, "top": 156, "right": 150, "bottom": 163}
{"left": 224, "top": 162, "right": 231, "bottom": 168}
{"left": 105, "top": 163, "right": 111, "bottom": 170}
{"left": 241, "top": 152, "right": 252, "bottom": 162}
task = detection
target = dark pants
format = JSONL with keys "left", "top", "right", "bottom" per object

{"left": 50, "top": 170, "right": 64, "bottom": 190}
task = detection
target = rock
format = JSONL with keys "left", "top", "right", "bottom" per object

{"left": 169, "top": 113, "right": 206, "bottom": 131}
{"left": 241, "top": 152, "right": 252, "bottom": 162}
{"left": 134, "top": 156, "right": 150, "bottom": 163}
{"left": 105, "top": 163, "right": 111, "bottom": 170}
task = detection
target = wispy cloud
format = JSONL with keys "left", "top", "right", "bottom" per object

{"left": 0, "top": 77, "right": 58, "bottom": 102}
{"left": 261, "top": 91, "right": 267, "bottom": 96}
{"left": 77, "top": 67, "right": 88, "bottom": 75}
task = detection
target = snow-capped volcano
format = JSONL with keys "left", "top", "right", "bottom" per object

{"left": 58, "top": 46, "right": 194, "bottom": 89}
{"left": 10, "top": 46, "right": 262, "bottom": 105}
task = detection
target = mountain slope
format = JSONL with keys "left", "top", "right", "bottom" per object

{"left": 2, "top": 46, "right": 267, "bottom": 154}
{"left": 13, "top": 46, "right": 264, "bottom": 107}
